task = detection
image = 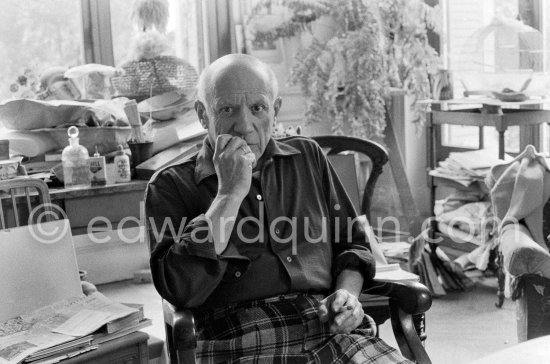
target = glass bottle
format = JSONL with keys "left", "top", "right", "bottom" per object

{"left": 114, "top": 144, "right": 131, "bottom": 183}
{"left": 61, "top": 126, "right": 91, "bottom": 189}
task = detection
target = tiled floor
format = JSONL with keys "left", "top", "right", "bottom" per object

{"left": 98, "top": 275, "right": 517, "bottom": 364}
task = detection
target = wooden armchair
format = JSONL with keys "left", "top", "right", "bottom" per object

{"left": 158, "top": 135, "right": 433, "bottom": 364}
{"left": 163, "top": 279, "right": 432, "bottom": 364}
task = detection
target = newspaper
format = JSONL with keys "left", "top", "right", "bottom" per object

{"left": 0, "top": 293, "right": 137, "bottom": 364}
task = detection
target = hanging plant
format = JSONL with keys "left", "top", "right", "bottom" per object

{"left": 245, "top": 0, "right": 329, "bottom": 49}
{"left": 290, "top": 0, "right": 387, "bottom": 141}
{"left": 377, "top": 0, "right": 441, "bottom": 125}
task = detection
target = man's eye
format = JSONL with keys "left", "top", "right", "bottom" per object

{"left": 251, "top": 104, "right": 266, "bottom": 113}
{"left": 219, "top": 107, "right": 233, "bottom": 114}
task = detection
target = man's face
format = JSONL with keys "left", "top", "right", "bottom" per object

{"left": 198, "top": 65, "right": 281, "bottom": 162}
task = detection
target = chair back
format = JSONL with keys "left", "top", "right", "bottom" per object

{"left": 312, "top": 135, "right": 389, "bottom": 220}
{"left": 0, "top": 177, "right": 52, "bottom": 229}
{"left": 0, "top": 177, "right": 82, "bottom": 321}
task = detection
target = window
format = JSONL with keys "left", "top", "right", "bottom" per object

{"left": 440, "top": 0, "right": 550, "bottom": 154}
{"left": 0, "top": 0, "right": 205, "bottom": 106}
{"left": 110, "top": 0, "right": 203, "bottom": 71}
{"left": 0, "top": 0, "right": 84, "bottom": 101}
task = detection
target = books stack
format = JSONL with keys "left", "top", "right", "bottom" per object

{"left": 0, "top": 293, "right": 151, "bottom": 364}
{"left": 92, "top": 303, "right": 151, "bottom": 345}
{"left": 22, "top": 336, "right": 95, "bottom": 363}
{"left": 20, "top": 303, "right": 151, "bottom": 364}
{"left": 429, "top": 149, "right": 512, "bottom": 187}
{"left": 374, "top": 263, "right": 419, "bottom": 283}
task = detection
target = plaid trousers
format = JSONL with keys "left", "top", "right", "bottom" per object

{"left": 194, "top": 294, "right": 412, "bottom": 364}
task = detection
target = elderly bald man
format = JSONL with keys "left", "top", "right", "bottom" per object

{"left": 145, "top": 54, "right": 410, "bottom": 363}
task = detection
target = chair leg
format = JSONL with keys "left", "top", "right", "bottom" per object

{"left": 413, "top": 313, "right": 427, "bottom": 342}
{"left": 390, "top": 305, "right": 432, "bottom": 364}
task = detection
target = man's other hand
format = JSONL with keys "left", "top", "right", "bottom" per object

{"left": 214, "top": 134, "right": 256, "bottom": 199}
{"left": 317, "top": 289, "right": 364, "bottom": 334}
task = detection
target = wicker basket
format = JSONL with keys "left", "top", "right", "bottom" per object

{"left": 111, "top": 56, "right": 198, "bottom": 101}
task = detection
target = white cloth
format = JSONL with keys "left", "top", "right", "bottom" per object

{"left": 486, "top": 145, "right": 550, "bottom": 278}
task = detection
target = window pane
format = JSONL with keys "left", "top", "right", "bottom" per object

{"left": 483, "top": 125, "right": 520, "bottom": 154}
{"left": 444, "top": 0, "right": 549, "bottom": 96}
{"left": 110, "top": 0, "right": 202, "bottom": 71}
{"left": 441, "top": 125, "right": 479, "bottom": 149}
{"left": 0, "top": 0, "right": 83, "bottom": 102}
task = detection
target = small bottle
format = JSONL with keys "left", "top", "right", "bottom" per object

{"left": 114, "top": 144, "right": 131, "bottom": 183}
{"left": 89, "top": 146, "right": 107, "bottom": 186}
{"left": 61, "top": 126, "right": 91, "bottom": 189}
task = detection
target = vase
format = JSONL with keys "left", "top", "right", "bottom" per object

{"left": 128, "top": 141, "right": 154, "bottom": 170}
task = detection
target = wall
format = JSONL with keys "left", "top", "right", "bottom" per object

{"left": 388, "top": 91, "right": 431, "bottom": 217}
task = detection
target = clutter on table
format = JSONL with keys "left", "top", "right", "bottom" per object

{"left": 0, "top": 53, "right": 202, "bottom": 185}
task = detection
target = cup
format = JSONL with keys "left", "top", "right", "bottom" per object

{"left": 0, "top": 140, "right": 9, "bottom": 160}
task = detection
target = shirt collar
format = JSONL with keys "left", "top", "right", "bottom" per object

{"left": 194, "top": 136, "right": 301, "bottom": 184}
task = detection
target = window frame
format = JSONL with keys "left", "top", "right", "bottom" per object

{"left": 81, "top": 0, "right": 207, "bottom": 70}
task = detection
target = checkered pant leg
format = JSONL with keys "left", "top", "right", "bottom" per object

{"left": 194, "top": 295, "right": 412, "bottom": 364}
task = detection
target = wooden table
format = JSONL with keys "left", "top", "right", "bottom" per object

{"left": 425, "top": 98, "right": 550, "bottom": 160}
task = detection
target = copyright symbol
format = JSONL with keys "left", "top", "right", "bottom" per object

{"left": 28, "top": 203, "right": 69, "bottom": 244}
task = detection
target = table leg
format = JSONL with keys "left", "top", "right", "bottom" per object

{"left": 496, "top": 252, "right": 505, "bottom": 308}
{"left": 498, "top": 130, "right": 505, "bottom": 160}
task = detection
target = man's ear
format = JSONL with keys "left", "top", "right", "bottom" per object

{"left": 273, "top": 97, "right": 282, "bottom": 117}
{"left": 195, "top": 100, "right": 208, "bottom": 129}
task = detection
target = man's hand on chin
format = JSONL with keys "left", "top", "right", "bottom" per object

{"left": 213, "top": 134, "right": 256, "bottom": 200}
{"left": 317, "top": 288, "right": 365, "bottom": 334}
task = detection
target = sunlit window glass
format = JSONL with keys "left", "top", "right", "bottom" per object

{"left": 110, "top": 0, "right": 201, "bottom": 71}
{"left": 0, "top": 0, "right": 83, "bottom": 102}
{"left": 439, "top": 0, "right": 548, "bottom": 152}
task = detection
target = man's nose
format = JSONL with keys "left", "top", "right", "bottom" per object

{"left": 234, "top": 108, "right": 255, "bottom": 135}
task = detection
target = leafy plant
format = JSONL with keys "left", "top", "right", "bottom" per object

{"left": 378, "top": 0, "right": 441, "bottom": 124}
{"left": 245, "top": 0, "right": 329, "bottom": 50}
{"left": 246, "top": 0, "right": 441, "bottom": 137}
{"left": 283, "top": 0, "right": 441, "bottom": 138}
{"left": 289, "top": 0, "right": 387, "bottom": 140}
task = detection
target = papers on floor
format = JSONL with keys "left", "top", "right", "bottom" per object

{"left": 374, "top": 263, "right": 419, "bottom": 283}
{"left": 0, "top": 292, "right": 149, "bottom": 364}
{"left": 429, "top": 148, "right": 513, "bottom": 186}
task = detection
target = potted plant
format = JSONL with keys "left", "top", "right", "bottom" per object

{"left": 286, "top": 0, "right": 440, "bottom": 139}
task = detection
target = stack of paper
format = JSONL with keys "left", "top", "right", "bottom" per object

{"left": 429, "top": 149, "right": 513, "bottom": 186}
{"left": 374, "top": 263, "right": 419, "bottom": 283}
{"left": 0, "top": 293, "right": 150, "bottom": 364}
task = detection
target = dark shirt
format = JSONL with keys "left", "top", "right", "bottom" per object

{"left": 145, "top": 136, "right": 375, "bottom": 308}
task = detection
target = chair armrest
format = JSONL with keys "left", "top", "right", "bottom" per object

{"left": 364, "top": 279, "right": 433, "bottom": 364}
{"left": 163, "top": 301, "right": 196, "bottom": 350}
{"left": 364, "top": 279, "right": 432, "bottom": 315}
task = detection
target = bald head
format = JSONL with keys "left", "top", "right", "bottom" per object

{"left": 197, "top": 54, "right": 279, "bottom": 111}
